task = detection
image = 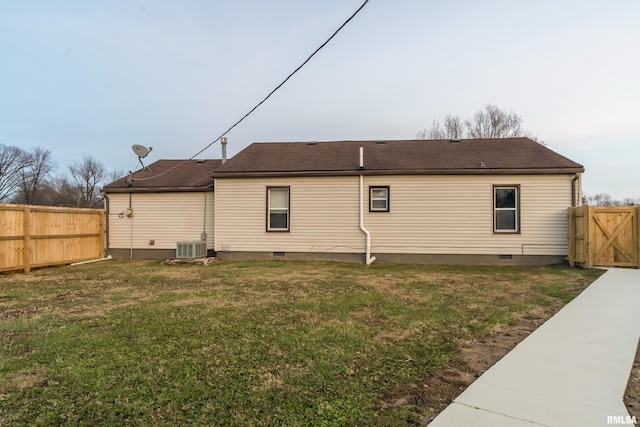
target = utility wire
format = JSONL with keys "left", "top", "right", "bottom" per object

{"left": 133, "top": 0, "right": 371, "bottom": 182}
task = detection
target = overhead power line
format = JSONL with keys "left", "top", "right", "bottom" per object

{"left": 133, "top": 0, "right": 371, "bottom": 182}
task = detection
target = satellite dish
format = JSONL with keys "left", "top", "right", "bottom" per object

{"left": 132, "top": 145, "right": 153, "bottom": 170}
{"left": 132, "top": 145, "right": 152, "bottom": 158}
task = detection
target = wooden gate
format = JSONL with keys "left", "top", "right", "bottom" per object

{"left": 569, "top": 206, "right": 639, "bottom": 269}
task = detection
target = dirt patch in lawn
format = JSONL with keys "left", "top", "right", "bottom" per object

{"left": 380, "top": 282, "right": 606, "bottom": 424}
{"left": 381, "top": 311, "right": 550, "bottom": 423}
{"left": 0, "top": 365, "right": 49, "bottom": 393}
{"left": 625, "top": 342, "right": 640, "bottom": 421}
{"left": 460, "top": 308, "right": 552, "bottom": 374}
{"left": 384, "top": 304, "right": 640, "bottom": 425}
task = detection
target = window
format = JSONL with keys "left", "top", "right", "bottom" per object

{"left": 369, "top": 186, "right": 390, "bottom": 212}
{"left": 494, "top": 186, "right": 519, "bottom": 233}
{"left": 267, "top": 187, "right": 289, "bottom": 231}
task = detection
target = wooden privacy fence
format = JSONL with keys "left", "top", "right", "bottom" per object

{"left": 569, "top": 206, "right": 640, "bottom": 269}
{"left": 0, "top": 204, "right": 105, "bottom": 273}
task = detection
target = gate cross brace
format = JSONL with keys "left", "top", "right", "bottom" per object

{"left": 592, "top": 212, "right": 635, "bottom": 263}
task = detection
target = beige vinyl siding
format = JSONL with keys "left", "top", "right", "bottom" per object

{"left": 216, "top": 174, "right": 573, "bottom": 256}
{"left": 107, "top": 192, "right": 214, "bottom": 250}
{"left": 365, "top": 175, "right": 572, "bottom": 255}
{"left": 215, "top": 177, "right": 363, "bottom": 253}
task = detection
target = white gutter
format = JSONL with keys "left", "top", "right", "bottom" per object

{"left": 359, "top": 147, "right": 376, "bottom": 265}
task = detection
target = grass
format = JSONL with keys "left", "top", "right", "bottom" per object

{"left": 0, "top": 260, "right": 602, "bottom": 426}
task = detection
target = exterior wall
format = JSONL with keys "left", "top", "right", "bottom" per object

{"left": 106, "top": 191, "right": 214, "bottom": 258}
{"left": 215, "top": 176, "right": 363, "bottom": 254}
{"left": 215, "top": 174, "right": 574, "bottom": 261}
{"left": 365, "top": 175, "right": 572, "bottom": 256}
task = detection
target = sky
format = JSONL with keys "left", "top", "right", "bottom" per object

{"left": 1, "top": 0, "right": 639, "bottom": 200}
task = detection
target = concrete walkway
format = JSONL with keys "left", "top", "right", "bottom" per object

{"left": 429, "top": 268, "right": 640, "bottom": 427}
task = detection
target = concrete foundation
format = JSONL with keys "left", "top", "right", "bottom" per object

{"left": 108, "top": 248, "right": 216, "bottom": 259}
{"left": 110, "top": 247, "right": 567, "bottom": 266}
{"left": 215, "top": 251, "right": 567, "bottom": 266}
{"left": 108, "top": 248, "right": 176, "bottom": 259}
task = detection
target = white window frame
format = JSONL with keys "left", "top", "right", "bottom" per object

{"left": 369, "top": 186, "right": 390, "bottom": 212}
{"left": 493, "top": 185, "right": 520, "bottom": 233}
{"left": 267, "top": 187, "right": 290, "bottom": 232}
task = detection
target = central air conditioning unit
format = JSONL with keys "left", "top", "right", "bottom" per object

{"left": 176, "top": 241, "right": 207, "bottom": 259}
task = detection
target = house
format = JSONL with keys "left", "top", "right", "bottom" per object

{"left": 102, "top": 159, "right": 221, "bottom": 259}
{"left": 211, "top": 138, "right": 584, "bottom": 265}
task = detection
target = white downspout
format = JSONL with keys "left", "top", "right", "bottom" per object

{"left": 213, "top": 178, "right": 218, "bottom": 253}
{"left": 129, "top": 192, "right": 133, "bottom": 260}
{"left": 359, "top": 147, "right": 376, "bottom": 265}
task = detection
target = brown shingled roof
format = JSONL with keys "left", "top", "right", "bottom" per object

{"left": 102, "top": 159, "right": 221, "bottom": 193}
{"left": 212, "top": 138, "right": 583, "bottom": 177}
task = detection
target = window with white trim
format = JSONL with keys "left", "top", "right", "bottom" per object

{"left": 267, "top": 187, "right": 289, "bottom": 231}
{"left": 494, "top": 186, "right": 519, "bottom": 233}
{"left": 369, "top": 186, "right": 390, "bottom": 212}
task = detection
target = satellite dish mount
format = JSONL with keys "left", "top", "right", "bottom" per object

{"left": 132, "top": 145, "right": 153, "bottom": 170}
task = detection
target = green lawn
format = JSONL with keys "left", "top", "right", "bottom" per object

{"left": 0, "top": 260, "right": 601, "bottom": 426}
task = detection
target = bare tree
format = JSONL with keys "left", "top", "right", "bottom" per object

{"left": 108, "top": 168, "right": 126, "bottom": 183}
{"left": 0, "top": 144, "right": 27, "bottom": 202}
{"left": 417, "top": 119, "right": 446, "bottom": 139}
{"left": 15, "top": 147, "right": 54, "bottom": 205}
{"left": 416, "top": 115, "right": 465, "bottom": 139}
{"left": 9, "top": 150, "right": 116, "bottom": 208}
{"left": 585, "top": 193, "right": 640, "bottom": 207}
{"left": 35, "top": 177, "right": 75, "bottom": 207}
{"left": 417, "top": 104, "right": 538, "bottom": 142}
{"left": 464, "top": 104, "right": 526, "bottom": 138}
{"left": 68, "top": 155, "right": 108, "bottom": 208}
{"left": 444, "top": 114, "right": 464, "bottom": 139}
{"left": 590, "top": 193, "right": 613, "bottom": 206}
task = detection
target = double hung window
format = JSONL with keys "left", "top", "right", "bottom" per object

{"left": 494, "top": 186, "right": 519, "bottom": 233}
{"left": 369, "top": 186, "right": 390, "bottom": 212}
{"left": 267, "top": 187, "right": 290, "bottom": 231}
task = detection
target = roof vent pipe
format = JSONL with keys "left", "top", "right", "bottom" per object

{"left": 359, "top": 146, "right": 364, "bottom": 169}
{"left": 221, "top": 137, "right": 228, "bottom": 164}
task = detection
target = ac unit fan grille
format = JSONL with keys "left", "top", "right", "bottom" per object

{"left": 176, "top": 241, "right": 207, "bottom": 259}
